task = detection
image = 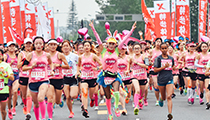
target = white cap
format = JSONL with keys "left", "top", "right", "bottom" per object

{"left": 24, "top": 38, "right": 33, "bottom": 44}
{"left": 7, "top": 41, "right": 16, "bottom": 47}
{"left": 48, "top": 39, "right": 58, "bottom": 45}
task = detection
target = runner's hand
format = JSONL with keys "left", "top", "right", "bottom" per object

{"left": 75, "top": 72, "right": 80, "bottom": 79}
{"left": 164, "top": 62, "right": 169, "bottom": 68}
{"left": 31, "top": 62, "right": 37, "bottom": 68}
{"left": 50, "top": 71, "right": 54, "bottom": 76}
{"left": 125, "top": 70, "right": 129, "bottom": 76}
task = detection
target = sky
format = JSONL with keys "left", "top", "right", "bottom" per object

{"left": 41, "top": 0, "right": 101, "bottom": 27}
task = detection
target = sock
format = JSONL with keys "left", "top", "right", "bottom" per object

{"left": 47, "top": 102, "right": 53, "bottom": 119}
{"left": 192, "top": 87, "right": 195, "bottom": 98}
{"left": 106, "top": 98, "right": 112, "bottom": 115}
{"left": 113, "top": 92, "right": 120, "bottom": 108}
{"left": 134, "top": 94, "right": 139, "bottom": 107}
{"left": 22, "top": 98, "right": 26, "bottom": 107}
{"left": 94, "top": 93, "right": 98, "bottom": 106}
{"left": 34, "top": 107, "right": 40, "bottom": 120}
{"left": 187, "top": 88, "right": 191, "bottom": 98}
{"left": 39, "top": 101, "right": 46, "bottom": 119}
{"left": 26, "top": 97, "right": 32, "bottom": 113}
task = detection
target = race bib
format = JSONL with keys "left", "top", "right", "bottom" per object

{"left": 104, "top": 77, "right": 115, "bottom": 85}
{"left": 119, "top": 71, "right": 130, "bottom": 81}
{"left": 161, "top": 59, "right": 172, "bottom": 70}
{"left": 11, "top": 62, "right": 18, "bottom": 72}
{"left": 31, "top": 62, "right": 46, "bottom": 81}
{"left": 22, "top": 71, "right": 29, "bottom": 76}
{"left": 63, "top": 67, "right": 73, "bottom": 77}
{"left": 81, "top": 71, "right": 94, "bottom": 79}
{"left": 53, "top": 67, "right": 60, "bottom": 77}
{"left": 47, "top": 66, "right": 51, "bottom": 77}
{"left": 133, "top": 65, "right": 145, "bottom": 77}
{"left": 0, "top": 79, "right": 4, "bottom": 91}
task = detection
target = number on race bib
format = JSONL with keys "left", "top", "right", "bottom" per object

{"left": 0, "top": 79, "right": 4, "bottom": 91}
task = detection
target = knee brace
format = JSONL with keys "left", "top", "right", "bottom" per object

{"left": 82, "top": 88, "right": 88, "bottom": 99}
{"left": 153, "top": 87, "right": 159, "bottom": 91}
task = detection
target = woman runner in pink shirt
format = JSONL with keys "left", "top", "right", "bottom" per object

{"left": 22, "top": 37, "right": 54, "bottom": 120}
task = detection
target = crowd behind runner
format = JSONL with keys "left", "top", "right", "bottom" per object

{"left": 0, "top": 22, "right": 210, "bottom": 120}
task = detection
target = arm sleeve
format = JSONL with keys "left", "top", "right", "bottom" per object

{"left": 172, "top": 58, "right": 175, "bottom": 67}
{"left": 118, "top": 27, "right": 135, "bottom": 49}
{"left": 6, "top": 64, "right": 13, "bottom": 75}
{"left": 194, "top": 59, "right": 205, "bottom": 68}
{"left": 206, "top": 60, "right": 210, "bottom": 68}
{"left": 91, "top": 26, "right": 102, "bottom": 45}
{"left": 154, "top": 57, "right": 160, "bottom": 68}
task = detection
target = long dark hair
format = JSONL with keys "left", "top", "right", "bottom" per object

{"left": 196, "top": 42, "right": 208, "bottom": 52}
{"left": 32, "top": 36, "right": 45, "bottom": 50}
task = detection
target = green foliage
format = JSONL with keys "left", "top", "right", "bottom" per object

{"left": 190, "top": 0, "right": 199, "bottom": 43}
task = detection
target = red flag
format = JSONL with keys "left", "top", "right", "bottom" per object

{"left": 9, "top": 27, "right": 24, "bottom": 45}
{"left": 0, "top": 1, "right": 4, "bottom": 44}
{"left": 154, "top": 0, "right": 171, "bottom": 40}
{"left": 176, "top": 0, "right": 190, "bottom": 39}
{"left": 171, "top": 0, "right": 176, "bottom": 38}
{"left": 198, "top": 0, "right": 208, "bottom": 42}
{"left": 20, "top": 0, "right": 26, "bottom": 38}
{"left": 2, "top": 0, "right": 13, "bottom": 43}
{"left": 48, "top": 7, "right": 55, "bottom": 38}
{"left": 141, "top": 0, "right": 155, "bottom": 32}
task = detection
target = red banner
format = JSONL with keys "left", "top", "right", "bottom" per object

{"left": 199, "top": 0, "right": 208, "bottom": 42}
{"left": 10, "top": 0, "right": 22, "bottom": 43}
{"left": 208, "top": 0, "right": 210, "bottom": 37}
{"left": 2, "top": 0, "right": 13, "bottom": 43}
{"left": 0, "top": 1, "right": 4, "bottom": 43}
{"left": 145, "top": 7, "right": 155, "bottom": 40}
{"left": 25, "top": 1, "right": 36, "bottom": 38}
{"left": 48, "top": 7, "right": 55, "bottom": 38}
{"left": 141, "top": 0, "right": 155, "bottom": 32}
{"left": 176, "top": 0, "right": 190, "bottom": 39}
{"left": 20, "top": 0, "right": 25, "bottom": 38}
{"left": 154, "top": 0, "right": 171, "bottom": 41}
{"left": 171, "top": 0, "right": 176, "bottom": 38}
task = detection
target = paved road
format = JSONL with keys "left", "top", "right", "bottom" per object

{"left": 6, "top": 89, "right": 210, "bottom": 120}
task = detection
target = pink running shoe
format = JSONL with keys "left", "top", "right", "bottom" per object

{"left": 12, "top": 108, "right": 16, "bottom": 116}
{"left": 69, "top": 112, "right": 74, "bottom": 118}
{"left": 199, "top": 98, "right": 204, "bottom": 105}
{"left": 8, "top": 109, "right": 13, "bottom": 119}
{"left": 113, "top": 107, "right": 121, "bottom": 117}
{"left": 144, "top": 99, "right": 148, "bottom": 106}
{"left": 191, "top": 98, "right": 194, "bottom": 104}
{"left": 188, "top": 98, "right": 191, "bottom": 104}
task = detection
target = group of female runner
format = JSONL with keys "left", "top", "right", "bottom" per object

{"left": 0, "top": 21, "right": 210, "bottom": 120}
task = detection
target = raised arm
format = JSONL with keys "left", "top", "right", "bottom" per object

{"left": 118, "top": 22, "right": 136, "bottom": 50}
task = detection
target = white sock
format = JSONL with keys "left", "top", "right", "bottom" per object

{"left": 187, "top": 88, "right": 191, "bottom": 98}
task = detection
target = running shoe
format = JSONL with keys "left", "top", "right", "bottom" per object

{"left": 159, "top": 99, "right": 164, "bottom": 107}
{"left": 167, "top": 113, "right": 173, "bottom": 120}
{"left": 206, "top": 102, "right": 210, "bottom": 110}
{"left": 180, "top": 88, "right": 183, "bottom": 95}
{"left": 196, "top": 95, "right": 199, "bottom": 99}
{"left": 188, "top": 98, "right": 191, "bottom": 104}
{"left": 59, "top": 100, "right": 64, "bottom": 108}
{"left": 133, "top": 107, "right": 139, "bottom": 115}
{"left": 8, "top": 109, "right": 13, "bottom": 119}
{"left": 69, "top": 112, "right": 74, "bottom": 118}
{"left": 132, "top": 102, "right": 135, "bottom": 108}
{"left": 77, "top": 94, "right": 80, "bottom": 101}
{"left": 184, "top": 89, "right": 187, "bottom": 96}
{"left": 99, "top": 99, "right": 105, "bottom": 104}
{"left": 25, "top": 113, "right": 31, "bottom": 120}
{"left": 113, "top": 107, "right": 121, "bottom": 117}
{"left": 47, "top": 119, "right": 52, "bottom": 120}
{"left": 23, "top": 106, "right": 27, "bottom": 115}
{"left": 81, "top": 105, "right": 84, "bottom": 111}
{"left": 53, "top": 104, "right": 55, "bottom": 109}
{"left": 121, "top": 109, "right": 127, "bottom": 116}
{"left": 108, "top": 114, "right": 113, "bottom": 120}
{"left": 90, "top": 99, "right": 95, "bottom": 107}
{"left": 171, "top": 93, "right": 176, "bottom": 99}
{"left": 82, "top": 109, "right": 89, "bottom": 118}
{"left": 191, "top": 98, "right": 194, "bottom": 104}
{"left": 200, "top": 98, "right": 204, "bottom": 105}
{"left": 94, "top": 106, "right": 99, "bottom": 111}
{"left": 12, "top": 108, "right": 16, "bottom": 116}
{"left": 125, "top": 97, "right": 130, "bottom": 104}
{"left": 155, "top": 100, "right": 159, "bottom": 106}
{"left": 139, "top": 99, "right": 143, "bottom": 110}
{"left": 144, "top": 99, "right": 148, "bottom": 106}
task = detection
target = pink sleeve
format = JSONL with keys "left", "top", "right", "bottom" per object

{"left": 91, "top": 26, "right": 102, "bottom": 45}
{"left": 118, "top": 27, "right": 135, "bottom": 49}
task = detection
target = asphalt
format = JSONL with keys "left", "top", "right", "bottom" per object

{"left": 5, "top": 89, "right": 210, "bottom": 120}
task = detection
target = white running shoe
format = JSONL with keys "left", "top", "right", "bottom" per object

{"left": 94, "top": 106, "right": 99, "bottom": 111}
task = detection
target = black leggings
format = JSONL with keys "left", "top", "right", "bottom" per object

{"left": 179, "top": 69, "right": 185, "bottom": 89}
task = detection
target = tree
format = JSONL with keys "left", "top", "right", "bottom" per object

{"left": 67, "top": 0, "right": 78, "bottom": 31}
{"left": 190, "top": 0, "right": 199, "bottom": 42}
